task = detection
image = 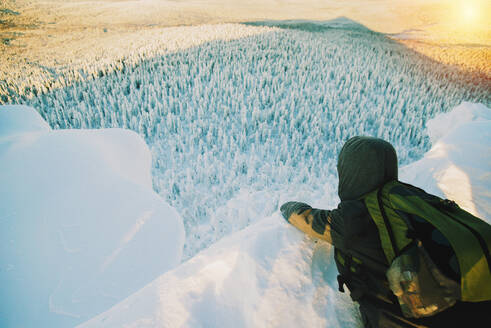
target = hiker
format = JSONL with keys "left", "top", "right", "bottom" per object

{"left": 280, "top": 136, "right": 491, "bottom": 327}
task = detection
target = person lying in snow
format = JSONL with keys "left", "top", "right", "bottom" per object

{"left": 281, "top": 136, "right": 491, "bottom": 328}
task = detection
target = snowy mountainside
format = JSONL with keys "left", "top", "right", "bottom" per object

{"left": 0, "top": 106, "right": 184, "bottom": 328}
{"left": 8, "top": 21, "right": 489, "bottom": 260}
{"left": 79, "top": 103, "right": 491, "bottom": 328}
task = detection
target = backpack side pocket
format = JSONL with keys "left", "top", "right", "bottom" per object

{"left": 386, "top": 241, "right": 460, "bottom": 318}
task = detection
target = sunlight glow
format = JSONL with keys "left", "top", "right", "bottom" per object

{"left": 450, "top": 0, "right": 490, "bottom": 29}
{"left": 462, "top": 5, "right": 477, "bottom": 22}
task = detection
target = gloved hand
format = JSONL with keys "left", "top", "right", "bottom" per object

{"left": 280, "top": 201, "right": 332, "bottom": 243}
{"left": 280, "top": 202, "right": 312, "bottom": 222}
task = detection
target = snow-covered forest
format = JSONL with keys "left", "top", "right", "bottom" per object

{"left": 1, "top": 1, "right": 490, "bottom": 327}
{"left": 4, "top": 20, "right": 490, "bottom": 259}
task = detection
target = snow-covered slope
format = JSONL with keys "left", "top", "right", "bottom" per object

{"left": 79, "top": 103, "right": 491, "bottom": 327}
{"left": 400, "top": 102, "right": 491, "bottom": 221}
{"left": 0, "top": 105, "right": 185, "bottom": 328}
{"left": 79, "top": 215, "right": 359, "bottom": 328}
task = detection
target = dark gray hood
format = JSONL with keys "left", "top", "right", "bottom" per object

{"left": 337, "top": 136, "right": 398, "bottom": 201}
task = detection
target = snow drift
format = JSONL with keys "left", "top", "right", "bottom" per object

{"left": 79, "top": 102, "right": 491, "bottom": 327}
{"left": 0, "top": 105, "right": 185, "bottom": 328}
{"left": 400, "top": 102, "right": 491, "bottom": 222}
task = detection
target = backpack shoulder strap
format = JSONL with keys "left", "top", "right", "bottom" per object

{"left": 363, "top": 180, "right": 412, "bottom": 264}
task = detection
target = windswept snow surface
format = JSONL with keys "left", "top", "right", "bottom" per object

{"left": 79, "top": 215, "right": 359, "bottom": 328}
{"left": 80, "top": 104, "right": 491, "bottom": 328}
{"left": 0, "top": 106, "right": 185, "bottom": 328}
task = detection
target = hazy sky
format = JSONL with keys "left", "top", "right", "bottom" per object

{"left": 7, "top": 0, "right": 489, "bottom": 34}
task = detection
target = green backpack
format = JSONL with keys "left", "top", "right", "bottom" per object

{"left": 363, "top": 180, "right": 491, "bottom": 318}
